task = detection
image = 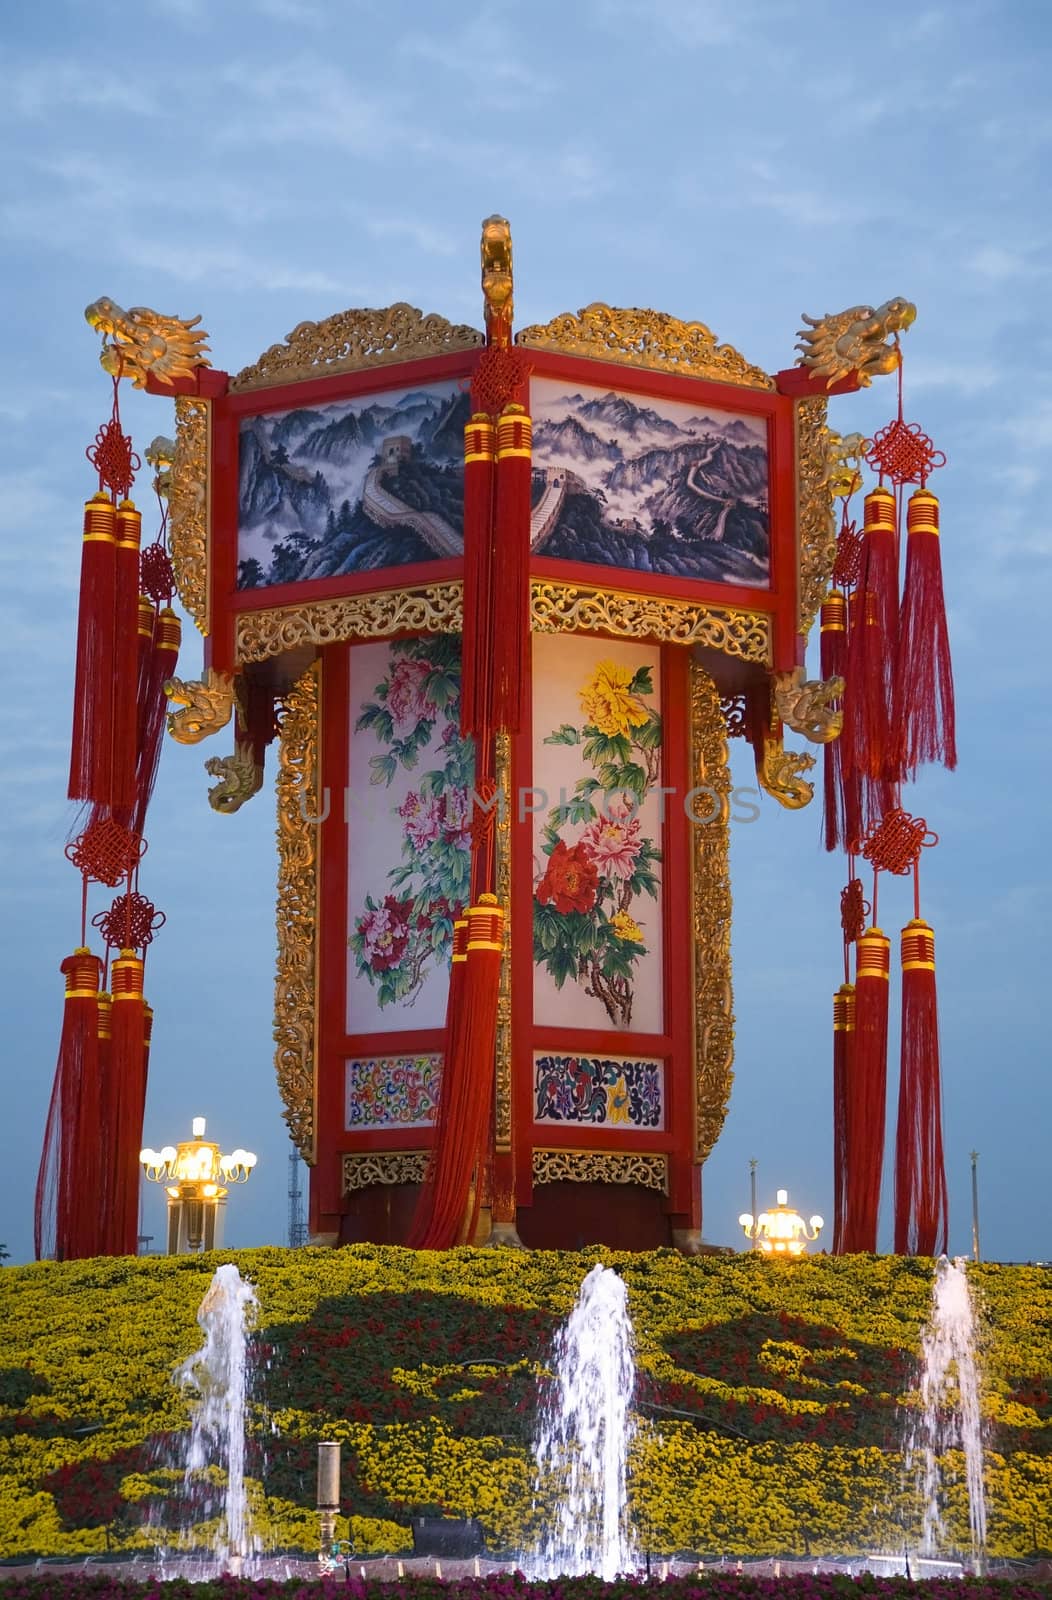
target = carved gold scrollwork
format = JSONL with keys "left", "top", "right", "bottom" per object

{"left": 690, "top": 662, "right": 735, "bottom": 1164}
{"left": 495, "top": 731, "right": 513, "bottom": 1152}
{"left": 236, "top": 584, "right": 463, "bottom": 663}
{"left": 530, "top": 583, "right": 771, "bottom": 662}
{"left": 170, "top": 396, "right": 209, "bottom": 635}
{"left": 796, "top": 396, "right": 835, "bottom": 639}
{"left": 516, "top": 303, "right": 774, "bottom": 391}
{"left": 230, "top": 304, "right": 484, "bottom": 392}
{"left": 274, "top": 661, "right": 320, "bottom": 1161}
{"left": 343, "top": 1151, "right": 429, "bottom": 1194}
{"left": 531, "top": 1149, "right": 668, "bottom": 1195}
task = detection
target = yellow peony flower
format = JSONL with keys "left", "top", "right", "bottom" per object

{"left": 580, "top": 660, "right": 649, "bottom": 738}
{"left": 610, "top": 909, "right": 643, "bottom": 942}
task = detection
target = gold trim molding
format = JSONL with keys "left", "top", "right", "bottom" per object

{"left": 343, "top": 1151, "right": 429, "bottom": 1194}
{"left": 236, "top": 580, "right": 771, "bottom": 665}
{"left": 532, "top": 1149, "right": 668, "bottom": 1194}
{"left": 531, "top": 582, "right": 771, "bottom": 662}
{"left": 275, "top": 661, "right": 320, "bottom": 1161}
{"left": 517, "top": 303, "right": 774, "bottom": 392}
{"left": 690, "top": 661, "right": 735, "bottom": 1163}
{"left": 170, "top": 396, "right": 209, "bottom": 634}
{"left": 796, "top": 395, "right": 835, "bottom": 638}
{"left": 495, "top": 730, "right": 513, "bottom": 1152}
{"left": 236, "top": 583, "right": 464, "bottom": 662}
{"left": 230, "top": 304, "right": 484, "bottom": 393}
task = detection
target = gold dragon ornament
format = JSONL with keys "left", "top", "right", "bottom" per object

{"left": 756, "top": 722, "right": 816, "bottom": 809}
{"left": 480, "top": 214, "right": 514, "bottom": 347}
{"left": 205, "top": 741, "right": 264, "bottom": 813}
{"left": 164, "top": 669, "right": 238, "bottom": 744}
{"left": 85, "top": 297, "right": 211, "bottom": 388}
{"left": 773, "top": 667, "right": 844, "bottom": 745}
{"left": 144, "top": 435, "right": 176, "bottom": 500}
{"left": 796, "top": 299, "right": 916, "bottom": 387}
{"left": 823, "top": 429, "right": 867, "bottom": 499}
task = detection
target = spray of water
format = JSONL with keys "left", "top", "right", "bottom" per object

{"left": 907, "top": 1256, "right": 988, "bottom": 1564}
{"left": 176, "top": 1262, "right": 260, "bottom": 1570}
{"left": 533, "top": 1263, "right": 637, "bottom": 1579}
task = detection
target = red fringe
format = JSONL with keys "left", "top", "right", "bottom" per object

{"left": 409, "top": 898, "right": 503, "bottom": 1249}
{"left": 894, "top": 921, "right": 948, "bottom": 1255}
{"left": 68, "top": 495, "right": 117, "bottom": 804}
{"left": 111, "top": 501, "right": 142, "bottom": 813}
{"left": 131, "top": 607, "right": 181, "bottom": 836}
{"left": 492, "top": 405, "right": 531, "bottom": 735}
{"left": 893, "top": 490, "right": 956, "bottom": 775}
{"left": 842, "top": 490, "right": 902, "bottom": 830}
{"left": 34, "top": 950, "right": 103, "bottom": 1260}
{"left": 831, "top": 982, "right": 854, "bottom": 1255}
{"left": 460, "top": 416, "right": 496, "bottom": 741}
{"left": 105, "top": 951, "right": 147, "bottom": 1256}
{"left": 842, "top": 929, "right": 889, "bottom": 1253}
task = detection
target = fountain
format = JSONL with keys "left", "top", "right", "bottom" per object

{"left": 532, "top": 1263, "right": 638, "bottom": 1579}
{"left": 907, "top": 1255, "right": 988, "bottom": 1567}
{"left": 173, "top": 1262, "right": 260, "bottom": 1572}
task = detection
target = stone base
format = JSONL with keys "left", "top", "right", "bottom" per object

{"left": 483, "top": 1219, "right": 526, "bottom": 1249}
{"left": 672, "top": 1227, "right": 734, "bottom": 1256}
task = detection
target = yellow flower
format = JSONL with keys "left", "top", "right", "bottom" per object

{"left": 610, "top": 909, "right": 643, "bottom": 942}
{"left": 579, "top": 660, "right": 648, "bottom": 738}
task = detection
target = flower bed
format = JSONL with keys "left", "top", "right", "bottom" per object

{"left": 0, "top": 1250, "right": 1049, "bottom": 1561}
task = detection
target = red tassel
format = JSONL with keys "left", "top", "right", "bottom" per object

{"left": 893, "top": 489, "right": 956, "bottom": 776}
{"left": 843, "top": 488, "right": 901, "bottom": 830}
{"left": 68, "top": 494, "right": 117, "bottom": 804}
{"left": 131, "top": 606, "right": 181, "bottom": 835}
{"left": 136, "top": 594, "right": 155, "bottom": 707}
{"left": 94, "top": 991, "right": 114, "bottom": 1252}
{"left": 107, "top": 949, "right": 147, "bottom": 1256}
{"left": 842, "top": 928, "right": 889, "bottom": 1252}
{"left": 409, "top": 896, "right": 503, "bottom": 1248}
{"left": 894, "top": 919, "right": 948, "bottom": 1255}
{"left": 820, "top": 590, "right": 847, "bottom": 852}
{"left": 492, "top": 403, "right": 531, "bottom": 735}
{"left": 460, "top": 414, "right": 496, "bottom": 742}
{"left": 35, "top": 949, "right": 103, "bottom": 1260}
{"left": 111, "top": 500, "right": 142, "bottom": 813}
{"left": 831, "top": 981, "right": 855, "bottom": 1255}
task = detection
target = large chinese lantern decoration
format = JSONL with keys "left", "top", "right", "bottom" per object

{"left": 42, "top": 220, "right": 954, "bottom": 1256}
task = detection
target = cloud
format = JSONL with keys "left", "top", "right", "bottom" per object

{"left": 4, "top": 60, "right": 162, "bottom": 120}
{"left": 967, "top": 245, "right": 1048, "bottom": 282}
{"left": 401, "top": 14, "right": 555, "bottom": 98}
{"left": 590, "top": 0, "right": 746, "bottom": 47}
{"left": 363, "top": 217, "right": 457, "bottom": 258}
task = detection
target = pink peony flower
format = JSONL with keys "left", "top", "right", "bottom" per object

{"left": 579, "top": 808, "right": 643, "bottom": 881}
{"left": 399, "top": 789, "right": 444, "bottom": 848}
{"left": 387, "top": 657, "right": 435, "bottom": 733}
{"left": 358, "top": 895, "right": 413, "bottom": 971}
{"left": 442, "top": 786, "right": 473, "bottom": 847}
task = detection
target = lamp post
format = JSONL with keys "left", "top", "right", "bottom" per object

{"left": 739, "top": 1188, "right": 824, "bottom": 1257}
{"left": 140, "top": 1117, "right": 257, "bottom": 1254}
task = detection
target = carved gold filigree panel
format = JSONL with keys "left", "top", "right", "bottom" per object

{"left": 531, "top": 583, "right": 771, "bottom": 663}
{"left": 236, "top": 580, "right": 771, "bottom": 665}
{"left": 531, "top": 1149, "right": 668, "bottom": 1195}
{"left": 230, "top": 304, "right": 483, "bottom": 392}
{"left": 796, "top": 396, "right": 836, "bottom": 639}
{"left": 170, "top": 396, "right": 209, "bottom": 634}
{"left": 517, "top": 303, "right": 774, "bottom": 391}
{"left": 343, "top": 1151, "right": 429, "bottom": 1194}
{"left": 495, "top": 731, "right": 513, "bottom": 1152}
{"left": 274, "top": 661, "right": 320, "bottom": 1161}
{"left": 690, "top": 661, "right": 735, "bottom": 1164}
{"left": 236, "top": 584, "right": 463, "bottom": 663}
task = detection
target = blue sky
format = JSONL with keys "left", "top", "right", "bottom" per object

{"left": 2, "top": 0, "right": 1050, "bottom": 1265}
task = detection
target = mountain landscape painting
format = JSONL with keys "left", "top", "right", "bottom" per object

{"left": 236, "top": 379, "right": 470, "bottom": 588}
{"left": 529, "top": 378, "right": 770, "bottom": 586}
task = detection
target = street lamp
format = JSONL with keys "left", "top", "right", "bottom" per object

{"left": 739, "top": 1188, "right": 823, "bottom": 1257}
{"left": 140, "top": 1116, "right": 257, "bottom": 1254}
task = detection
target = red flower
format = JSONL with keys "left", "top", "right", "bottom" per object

{"left": 537, "top": 841, "right": 599, "bottom": 915}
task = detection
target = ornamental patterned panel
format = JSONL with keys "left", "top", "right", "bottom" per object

{"left": 534, "top": 1053, "right": 664, "bottom": 1130}
{"left": 345, "top": 1053, "right": 443, "bottom": 1130}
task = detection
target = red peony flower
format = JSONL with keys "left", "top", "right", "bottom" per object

{"left": 537, "top": 840, "right": 599, "bottom": 915}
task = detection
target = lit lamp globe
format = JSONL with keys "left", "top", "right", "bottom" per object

{"left": 139, "top": 1117, "right": 257, "bottom": 1255}
{"left": 739, "top": 1188, "right": 823, "bottom": 1257}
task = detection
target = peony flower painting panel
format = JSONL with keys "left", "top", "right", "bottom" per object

{"left": 532, "top": 633, "right": 664, "bottom": 1033}
{"left": 346, "top": 638, "right": 473, "bottom": 1033}
{"left": 530, "top": 376, "right": 770, "bottom": 586}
